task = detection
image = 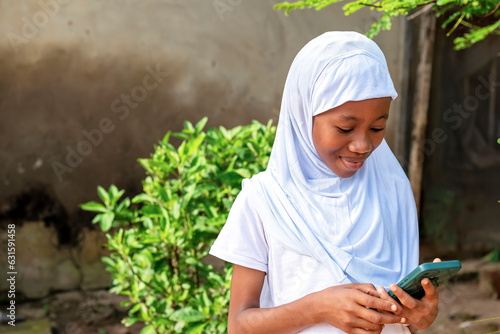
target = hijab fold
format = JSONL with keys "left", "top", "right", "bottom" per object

{"left": 241, "top": 32, "right": 418, "bottom": 288}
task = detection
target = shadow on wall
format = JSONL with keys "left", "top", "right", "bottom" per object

{"left": 0, "top": 185, "right": 70, "bottom": 244}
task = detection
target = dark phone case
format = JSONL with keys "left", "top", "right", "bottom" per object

{"left": 388, "top": 260, "right": 462, "bottom": 304}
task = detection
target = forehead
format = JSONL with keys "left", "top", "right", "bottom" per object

{"left": 337, "top": 113, "right": 388, "bottom": 122}
{"left": 317, "top": 98, "right": 391, "bottom": 121}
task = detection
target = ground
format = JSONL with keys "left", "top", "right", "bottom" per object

{"left": 420, "top": 280, "right": 500, "bottom": 334}
{"left": 1, "top": 290, "right": 145, "bottom": 334}
{"left": 1, "top": 261, "right": 499, "bottom": 334}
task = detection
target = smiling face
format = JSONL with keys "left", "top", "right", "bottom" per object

{"left": 312, "top": 97, "right": 391, "bottom": 178}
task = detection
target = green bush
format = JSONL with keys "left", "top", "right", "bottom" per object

{"left": 81, "top": 118, "right": 276, "bottom": 333}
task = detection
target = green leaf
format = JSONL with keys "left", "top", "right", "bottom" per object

{"left": 185, "top": 257, "right": 198, "bottom": 266}
{"left": 161, "top": 131, "right": 171, "bottom": 144}
{"left": 219, "top": 125, "right": 230, "bottom": 139}
{"left": 185, "top": 133, "right": 206, "bottom": 157}
{"left": 343, "top": 0, "right": 371, "bottom": 15}
{"left": 234, "top": 168, "right": 252, "bottom": 179}
{"left": 121, "top": 300, "right": 132, "bottom": 307}
{"left": 97, "top": 186, "right": 110, "bottom": 205}
{"left": 141, "top": 204, "right": 162, "bottom": 216}
{"left": 140, "top": 325, "right": 157, "bottom": 334}
{"left": 110, "top": 187, "right": 125, "bottom": 206}
{"left": 174, "top": 322, "right": 185, "bottom": 333}
{"left": 170, "top": 307, "right": 206, "bottom": 322}
{"left": 122, "top": 318, "right": 138, "bottom": 327}
{"left": 195, "top": 117, "right": 208, "bottom": 132}
{"left": 140, "top": 304, "right": 149, "bottom": 320}
{"left": 115, "top": 198, "right": 130, "bottom": 212}
{"left": 132, "top": 193, "right": 152, "bottom": 204}
{"left": 160, "top": 207, "right": 171, "bottom": 231}
{"left": 180, "top": 183, "right": 197, "bottom": 209}
{"left": 100, "top": 212, "right": 115, "bottom": 232}
{"left": 109, "top": 184, "right": 119, "bottom": 198}
{"left": 138, "top": 158, "right": 151, "bottom": 172}
{"left": 185, "top": 322, "right": 208, "bottom": 334}
{"left": 441, "top": 10, "right": 462, "bottom": 29}
{"left": 101, "top": 256, "right": 115, "bottom": 267}
{"left": 219, "top": 171, "right": 244, "bottom": 184}
{"left": 142, "top": 217, "right": 154, "bottom": 229}
{"left": 184, "top": 120, "right": 195, "bottom": 133}
{"left": 92, "top": 213, "right": 102, "bottom": 224}
{"left": 173, "top": 132, "right": 191, "bottom": 141}
{"left": 129, "top": 303, "right": 142, "bottom": 315}
{"left": 80, "top": 201, "right": 107, "bottom": 213}
{"left": 436, "top": 0, "right": 459, "bottom": 6}
{"left": 172, "top": 201, "right": 181, "bottom": 219}
{"left": 482, "top": 249, "right": 500, "bottom": 263}
{"left": 201, "top": 290, "right": 212, "bottom": 310}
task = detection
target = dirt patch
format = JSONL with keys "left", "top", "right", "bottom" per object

{"left": 1, "top": 289, "right": 144, "bottom": 334}
{"left": 421, "top": 280, "right": 500, "bottom": 334}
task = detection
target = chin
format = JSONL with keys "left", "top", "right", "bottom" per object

{"left": 340, "top": 171, "right": 357, "bottom": 178}
{"left": 333, "top": 169, "right": 357, "bottom": 178}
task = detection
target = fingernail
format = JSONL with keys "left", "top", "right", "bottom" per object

{"left": 401, "top": 317, "right": 406, "bottom": 323}
{"left": 390, "top": 285, "right": 397, "bottom": 292}
{"left": 378, "top": 287, "right": 384, "bottom": 293}
{"left": 391, "top": 304, "right": 397, "bottom": 312}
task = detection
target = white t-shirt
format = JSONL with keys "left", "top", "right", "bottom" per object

{"left": 210, "top": 189, "right": 411, "bottom": 334}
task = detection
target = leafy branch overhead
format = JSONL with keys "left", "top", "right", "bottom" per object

{"left": 274, "top": 0, "right": 500, "bottom": 50}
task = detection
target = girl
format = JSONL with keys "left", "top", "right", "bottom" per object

{"left": 210, "top": 31, "right": 439, "bottom": 333}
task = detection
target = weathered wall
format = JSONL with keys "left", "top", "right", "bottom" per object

{"left": 0, "top": 0, "right": 403, "bottom": 297}
{"left": 421, "top": 27, "right": 500, "bottom": 254}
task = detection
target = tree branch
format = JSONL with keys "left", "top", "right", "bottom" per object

{"left": 484, "top": 1, "right": 500, "bottom": 17}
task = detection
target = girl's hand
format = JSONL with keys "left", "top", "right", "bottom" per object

{"left": 377, "top": 258, "right": 441, "bottom": 332}
{"left": 229, "top": 265, "right": 403, "bottom": 334}
{"left": 312, "top": 283, "right": 404, "bottom": 334}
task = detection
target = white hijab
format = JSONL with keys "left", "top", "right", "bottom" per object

{"left": 242, "top": 31, "right": 419, "bottom": 288}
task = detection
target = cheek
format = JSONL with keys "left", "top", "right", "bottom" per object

{"left": 372, "top": 132, "right": 386, "bottom": 149}
{"left": 316, "top": 134, "right": 345, "bottom": 156}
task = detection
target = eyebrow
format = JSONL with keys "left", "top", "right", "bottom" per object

{"left": 339, "top": 114, "right": 388, "bottom": 121}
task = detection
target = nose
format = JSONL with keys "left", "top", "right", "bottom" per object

{"left": 348, "top": 133, "right": 372, "bottom": 154}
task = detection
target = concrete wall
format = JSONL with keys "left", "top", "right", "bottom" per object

{"left": 0, "top": 0, "right": 402, "bottom": 297}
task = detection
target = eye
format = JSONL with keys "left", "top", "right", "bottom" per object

{"left": 371, "top": 128, "right": 385, "bottom": 133}
{"left": 337, "top": 127, "right": 353, "bottom": 134}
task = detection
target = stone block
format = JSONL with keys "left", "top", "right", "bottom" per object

{"left": 0, "top": 318, "right": 51, "bottom": 334}
{"left": 0, "top": 222, "right": 113, "bottom": 298}
{"left": 0, "top": 222, "right": 80, "bottom": 298}
{"left": 71, "top": 228, "right": 111, "bottom": 290}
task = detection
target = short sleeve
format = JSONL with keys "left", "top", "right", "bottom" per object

{"left": 209, "top": 188, "right": 269, "bottom": 273}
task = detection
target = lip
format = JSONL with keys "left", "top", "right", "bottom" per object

{"left": 341, "top": 156, "right": 366, "bottom": 171}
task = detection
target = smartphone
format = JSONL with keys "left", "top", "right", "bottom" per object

{"left": 388, "top": 260, "right": 462, "bottom": 303}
